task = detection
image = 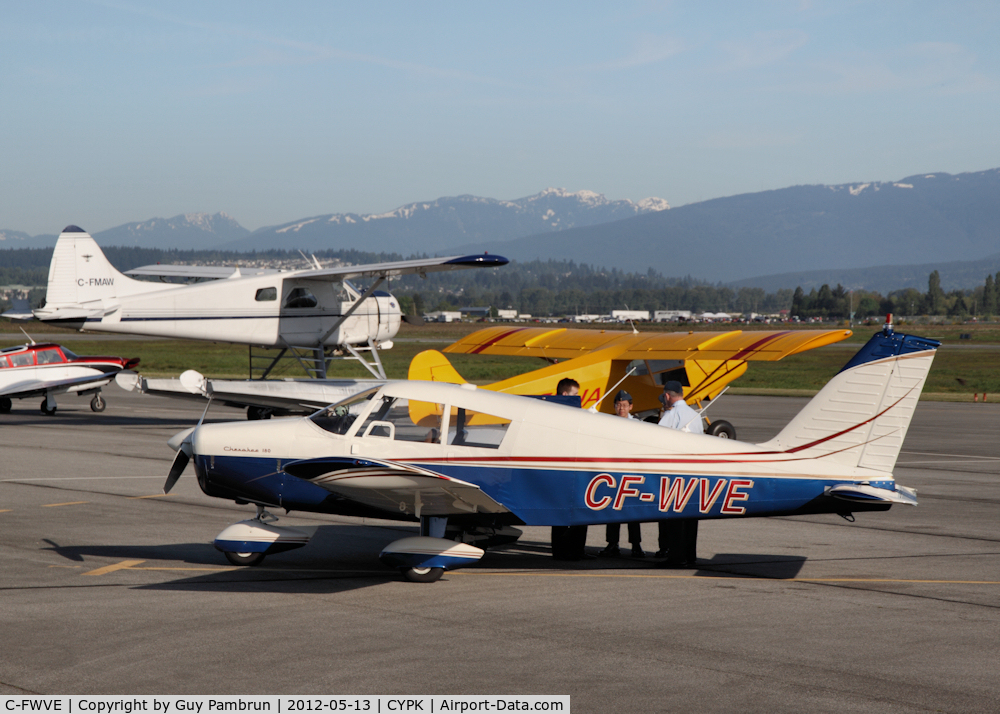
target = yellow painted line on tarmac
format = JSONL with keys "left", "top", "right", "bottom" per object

{"left": 42, "top": 501, "right": 89, "bottom": 508}
{"left": 82, "top": 560, "right": 147, "bottom": 576}
{"left": 130, "top": 566, "right": 241, "bottom": 572}
{"left": 450, "top": 571, "right": 1000, "bottom": 585}
{"left": 129, "top": 494, "right": 170, "bottom": 499}
{"left": 0, "top": 509, "right": 11, "bottom": 513}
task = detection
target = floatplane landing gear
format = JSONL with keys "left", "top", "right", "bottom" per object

{"left": 213, "top": 504, "right": 311, "bottom": 567}
{"left": 379, "top": 516, "right": 485, "bottom": 583}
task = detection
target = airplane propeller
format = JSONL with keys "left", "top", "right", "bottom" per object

{"left": 163, "top": 449, "right": 189, "bottom": 494}
{"left": 163, "top": 397, "right": 213, "bottom": 494}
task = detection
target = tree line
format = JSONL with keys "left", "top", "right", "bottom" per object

{"left": 790, "top": 270, "right": 1000, "bottom": 319}
{"left": 1, "top": 246, "right": 998, "bottom": 319}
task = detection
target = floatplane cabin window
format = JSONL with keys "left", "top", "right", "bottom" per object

{"left": 255, "top": 287, "right": 277, "bottom": 302}
{"left": 36, "top": 348, "right": 63, "bottom": 365}
{"left": 285, "top": 287, "right": 318, "bottom": 309}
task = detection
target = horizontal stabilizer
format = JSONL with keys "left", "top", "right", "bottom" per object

{"left": 1, "top": 297, "right": 33, "bottom": 321}
{"left": 826, "top": 483, "right": 918, "bottom": 506}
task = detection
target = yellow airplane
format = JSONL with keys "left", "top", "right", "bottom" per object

{"left": 408, "top": 325, "right": 852, "bottom": 437}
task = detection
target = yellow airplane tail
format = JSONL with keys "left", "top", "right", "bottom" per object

{"left": 408, "top": 350, "right": 468, "bottom": 385}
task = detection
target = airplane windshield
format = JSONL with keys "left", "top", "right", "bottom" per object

{"left": 61, "top": 347, "right": 79, "bottom": 360}
{"left": 309, "top": 388, "right": 380, "bottom": 435}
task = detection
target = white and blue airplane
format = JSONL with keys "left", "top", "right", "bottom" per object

{"left": 32, "top": 225, "right": 507, "bottom": 379}
{"left": 164, "top": 318, "right": 938, "bottom": 582}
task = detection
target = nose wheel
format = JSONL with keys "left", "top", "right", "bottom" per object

{"left": 90, "top": 394, "right": 107, "bottom": 412}
{"left": 403, "top": 566, "right": 445, "bottom": 583}
{"left": 40, "top": 399, "right": 57, "bottom": 415}
{"left": 224, "top": 551, "right": 266, "bottom": 567}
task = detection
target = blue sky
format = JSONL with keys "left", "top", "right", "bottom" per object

{"left": 3, "top": 1, "right": 999, "bottom": 235}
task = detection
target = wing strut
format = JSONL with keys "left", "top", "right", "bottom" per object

{"left": 341, "top": 339, "right": 387, "bottom": 380}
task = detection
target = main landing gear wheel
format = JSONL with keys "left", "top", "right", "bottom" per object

{"left": 707, "top": 419, "right": 736, "bottom": 439}
{"left": 40, "top": 399, "right": 56, "bottom": 416}
{"left": 90, "top": 394, "right": 106, "bottom": 412}
{"left": 224, "top": 551, "right": 266, "bottom": 567}
{"left": 0, "top": 397, "right": 11, "bottom": 414}
{"left": 403, "top": 566, "right": 444, "bottom": 583}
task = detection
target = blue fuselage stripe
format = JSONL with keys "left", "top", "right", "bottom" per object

{"left": 201, "top": 454, "right": 883, "bottom": 526}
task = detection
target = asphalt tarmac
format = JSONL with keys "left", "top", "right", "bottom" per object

{"left": 1, "top": 389, "right": 998, "bottom": 712}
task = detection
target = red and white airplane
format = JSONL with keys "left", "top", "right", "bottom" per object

{"left": 0, "top": 341, "right": 139, "bottom": 415}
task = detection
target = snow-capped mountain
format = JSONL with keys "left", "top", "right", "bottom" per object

{"left": 0, "top": 230, "right": 33, "bottom": 247}
{"left": 223, "top": 189, "right": 669, "bottom": 253}
{"left": 95, "top": 212, "right": 249, "bottom": 250}
{"left": 451, "top": 168, "right": 1000, "bottom": 283}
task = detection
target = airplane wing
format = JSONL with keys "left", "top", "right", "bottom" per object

{"left": 292, "top": 254, "right": 508, "bottom": 282}
{"left": 124, "top": 265, "right": 258, "bottom": 280}
{"left": 283, "top": 456, "right": 509, "bottom": 518}
{"left": 444, "top": 326, "right": 851, "bottom": 361}
{"left": 125, "top": 255, "right": 507, "bottom": 282}
{"left": 117, "top": 370, "right": 382, "bottom": 413}
{"left": 0, "top": 371, "right": 119, "bottom": 399}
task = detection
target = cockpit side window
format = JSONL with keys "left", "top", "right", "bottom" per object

{"left": 255, "top": 287, "right": 277, "bottom": 302}
{"left": 357, "top": 396, "right": 444, "bottom": 444}
{"left": 357, "top": 397, "right": 446, "bottom": 443}
{"left": 447, "top": 406, "right": 511, "bottom": 449}
{"left": 285, "top": 287, "right": 318, "bottom": 309}
{"left": 36, "top": 348, "right": 64, "bottom": 365}
{"left": 9, "top": 352, "right": 34, "bottom": 367}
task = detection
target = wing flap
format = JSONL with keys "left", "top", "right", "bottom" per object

{"left": 283, "top": 456, "right": 508, "bottom": 517}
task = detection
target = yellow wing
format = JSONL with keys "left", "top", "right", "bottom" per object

{"left": 444, "top": 326, "right": 850, "bottom": 362}
{"left": 431, "top": 326, "right": 852, "bottom": 414}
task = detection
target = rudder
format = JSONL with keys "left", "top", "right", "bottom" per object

{"left": 759, "top": 320, "right": 939, "bottom": 474}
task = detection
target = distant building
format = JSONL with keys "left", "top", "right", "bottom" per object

{"left": 697, "top": 312, "right": 733, "bottom": 322}
{"left": 460, "top": 306, "right": 491, "bottom": 319}
{"left": 654, "top": 310, "right": 692, "bottom": 322}
{"left": 611, "top": 310, "right": 650, "bottom": 322}
{"left": 567, "top": 314, "right": 601, "bottom": 323}
{"left": 496, "top": 309, "right": 517, "bottom": 320}
{"left": 425, "top": 311, "right": 463, "bottom": 322}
